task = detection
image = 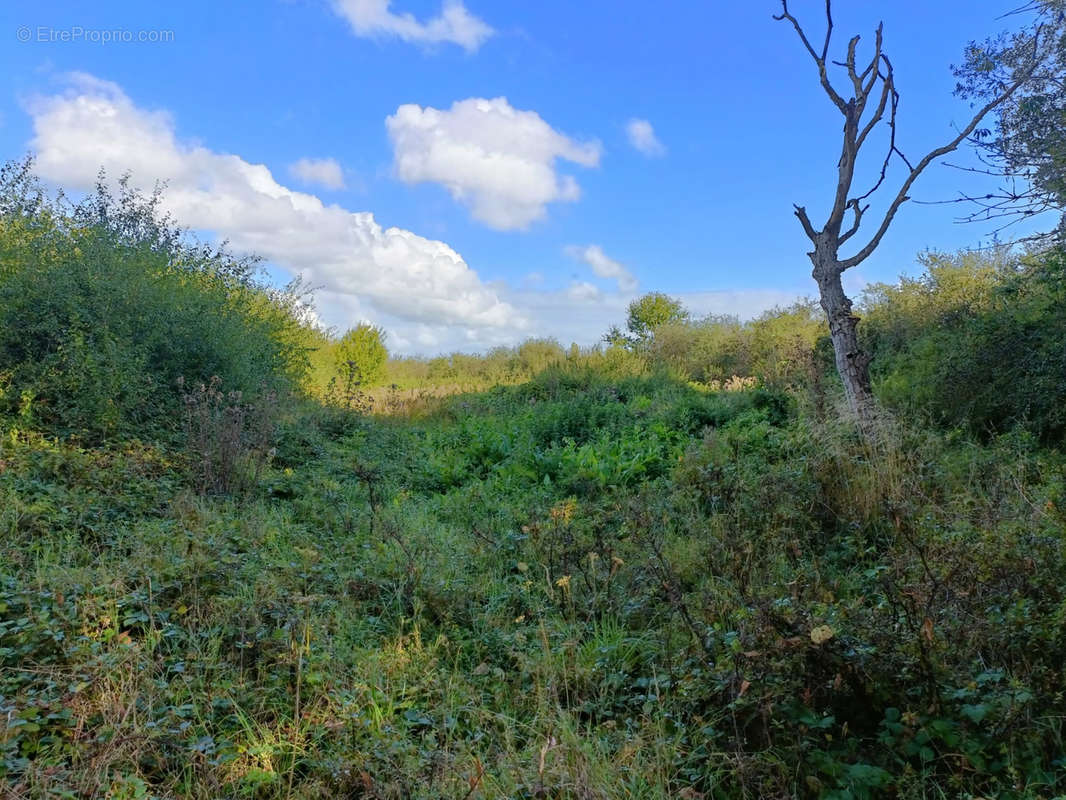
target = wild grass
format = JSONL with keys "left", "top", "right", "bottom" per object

{"left": 5, "top": 158, "right": 1066, "bottom": 797}
{"left": 3, "top": 370, "right": 1065, "bottom": 799}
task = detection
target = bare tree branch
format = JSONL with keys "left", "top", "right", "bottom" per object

{"left": 793, "top": 204, "right": 818, "bottom": 240}
{"left": 839, "top": 199, "right": 869, "bottom": 245}
{"left": 855, "top": 67, "right": 904, "bottom": 203}
{"left": 841, "top": 46, "right": 1042, "bottom": 270}
{"left": 858, "top": 24, "right": 884, "bottom": 93}
{"left": 855, "top": 64, "right": 891, "bottom": 151}
{"left": 842, "top": 35, "right": 864, "bottom": 99}
{"left": 774, "top": 0, "right": 849, "bottom": 113}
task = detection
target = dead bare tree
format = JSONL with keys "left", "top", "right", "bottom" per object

{"left": 775, "top": 0, "right": 1042, "bottom": 430}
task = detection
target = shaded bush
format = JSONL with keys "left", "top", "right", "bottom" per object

{"left": 180, "top": 376, "right": 279, "bottom": 494}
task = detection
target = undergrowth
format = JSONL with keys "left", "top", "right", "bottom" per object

{"left": 3, "top": 370, "right": 1065, "bottom": 798}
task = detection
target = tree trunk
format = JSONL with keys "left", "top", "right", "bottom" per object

{"left": 775, "top": 0, "right": 1042, "bottom": 438}
{"left": 812, "top": 252, "right": 877, "bottom": 427}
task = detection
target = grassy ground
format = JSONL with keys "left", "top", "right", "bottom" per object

{"left": 3, "top": 370, "right": 1066, "bottom": 799}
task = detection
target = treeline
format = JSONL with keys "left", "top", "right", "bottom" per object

{"left": 376, "top": 294, "right": 829, "bottom": 394}
{"left": 381, "top": 248, "right": 1066, "bottom": 445}
{"left": 639, "top": 246, "right": 1066, "bottom": 444}
{"left": 384, "top": 339, "right": 642, "bottom": 390}
{"left": 3, "top": 156, "right": 1064, "bottom": 446}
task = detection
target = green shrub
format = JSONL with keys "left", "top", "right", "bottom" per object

{"left": 864, "top": 247, "right": 1066, "bottom": 442}
{"left": 0, "top": 162, "right": 314, "bottom": 440}
{"left": 333, "top": 323, "right": 388, "bottom": 387}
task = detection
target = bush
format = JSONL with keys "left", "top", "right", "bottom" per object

{"left": 647, "top": 301, "right": 831, "bottom": 398}
{"left": 863, "top": 247, "right": 1066, "bottom": 442}
{"left": 0, "top": 162, "right": 315, "bottom": 441}
{"left": 334, "top": 323, "right": 388, "bottom": 387}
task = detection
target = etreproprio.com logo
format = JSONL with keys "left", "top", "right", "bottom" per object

{"left": 16, "top": 25, "right": 175, "bottom": 44}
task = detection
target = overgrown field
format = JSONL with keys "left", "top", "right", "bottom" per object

{"left": 4, "top": 370, "right": 1066, "bottom": 799}
{"left": 4, "top": 161, "right": 1066, "bottom": 798}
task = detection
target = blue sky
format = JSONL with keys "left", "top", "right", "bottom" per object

{"left": 0, "top": 1, "right": 1044, "bottom": 354}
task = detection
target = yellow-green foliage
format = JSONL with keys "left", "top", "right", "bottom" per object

{"left": 334, "top": 323, "right": 388, "bottom": 385}
{"left": 382, "top": 338, "right": 650, "bottom": 398}
{"left": 375, "top": 300, "right": 828, "bottom": 407}
{"left": 862, "top": 246, "right": 1066, "bottom": 442}
{"left": 624, "top": 292, "right": 689, "bottom": 345}
{"left": 649, "top": 301, "right": 827, "bottom": 390}
{"left": 861, "top": 249, "right": 1006, "bottom": 357}
{"left": 386, "top": 338, "right": 569, "bottom": 390}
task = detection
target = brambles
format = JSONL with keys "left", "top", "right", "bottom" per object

{"left": 7, "top": 366, "right": 1066, "bottom": 797}
{"left": 179, "top": 376, "right": 278, "bottom": 494}
{"left": 5, "top": 161, "right": 1066, "bottom": 797}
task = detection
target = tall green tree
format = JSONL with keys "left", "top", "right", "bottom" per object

{"left": 334, "top": 323, "right": 388, "bottom": 386}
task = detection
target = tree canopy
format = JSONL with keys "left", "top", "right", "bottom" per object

{"left": 953, "top": 0, "right": 1066, "bottom": 239}
{"left": 605, "top": 292, "right": 690, "bottom": 350}
{"left": 335, "top": 323, "right": 388, "bottom": 386}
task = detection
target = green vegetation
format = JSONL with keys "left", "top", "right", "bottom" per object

{"left": 606, "top": 292, "right": 690, "bottom": 350}
{"left": 0, "top": 159, "right": 316, "bottom": 442}
{"left": 334, "top": 324, "right": 388, "bottom": 389}
{"left": 863, "top": 248, "right": 1066, "bottom": 443}
{"left": 4, "top": 163, "right": 1066, "bottom": 798}
{"left": 953, "top": 0, "right": 1066, "bottom": 238}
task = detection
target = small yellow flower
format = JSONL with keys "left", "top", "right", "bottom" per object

{"left": 555, "top": 575, "right": 571, "bottom": 589}
{"left": 550, "top": 498, "right": 577, "bottom": 524}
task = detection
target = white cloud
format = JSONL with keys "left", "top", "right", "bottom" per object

{"left": 331, "top": 0, "right": 493, "bottom": 52}
{"left": 288, "top": 157, "right": 346, "bottom": 190}
{"left": 566, "top": 281, "right": 603, "bottom": 302}
{"left": 20, "top": 74, "right": 806, "bottom": 357}
{"left": 625, "top": 118, "right": 665, "bottom": 157}
{"left": 386, "top": 97, "right": 602, "bottom": 230}
{"left": 564, "top": 244, "right": 638, "bottom": 292}
{"left": 27, "top": 73, "right": 519, "bottom": 330}
{"left": 679, "top": 289, "right": 807, "bottom": 320}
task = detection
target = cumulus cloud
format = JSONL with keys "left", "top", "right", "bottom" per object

{"left": 625, "top": 118, "right": 665, "bottom": 157}
{"left": 564, "top": 244, "right": 638, "bottom": 292}
{"left": 288, "top": 157, "right": 346, "bottom": 190}
{"left": 331, "top": 0, "right": 493, "bottom": 52}
{"left": 27, "top": 73, "right": 518, "bottom": 330}
{"left": 20, "top": 74, "right": 803, "bottom": 356}
{"left": 386, "top": 97, "right": 602, "bottom": 230}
